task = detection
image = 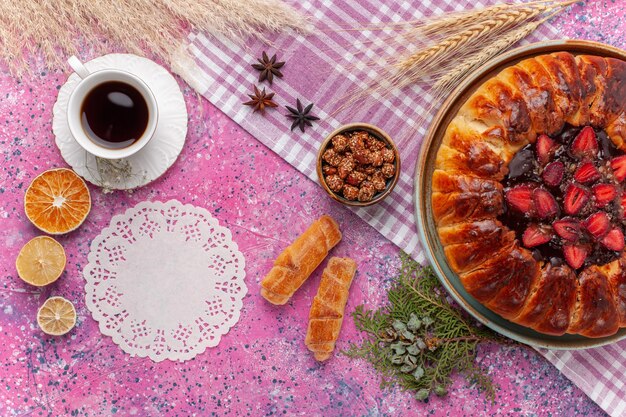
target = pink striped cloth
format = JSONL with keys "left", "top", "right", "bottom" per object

{"left": 179, "top": 0, "right": 559, "bottom": 265}
{"left": 542, "top": 344, "right": 626, "bottom": 416}
{"left": 176, "top": 1, "right": 625, "bottom": 415}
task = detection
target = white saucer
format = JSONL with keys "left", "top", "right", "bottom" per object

{"left": 52, "top": 54, "right": 188, "bottom": 190}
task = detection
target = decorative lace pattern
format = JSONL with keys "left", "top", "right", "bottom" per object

{"left": 84, "top": 200, "right": 246, "bottom": 362}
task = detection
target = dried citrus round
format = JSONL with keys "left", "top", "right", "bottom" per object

{"left": 24, "top": 168, "right": 91, "bottom": 234}
{"left": 37, "top": 296, "right": 76, "bottom": 336}
{"left": 15, "top": 236, "right": 66, "bottom": 286}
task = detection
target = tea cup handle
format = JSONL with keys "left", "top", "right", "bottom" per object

{"left": 67, "top": 56, "right": 91, "bottom": 79}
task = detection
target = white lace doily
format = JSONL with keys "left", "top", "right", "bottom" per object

{"left": 84, "top": 200, "right": 246, "bottom": 362}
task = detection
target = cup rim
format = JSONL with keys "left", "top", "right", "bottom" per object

{"left": 67, "top": 68, "right": 158, "bottom": 160}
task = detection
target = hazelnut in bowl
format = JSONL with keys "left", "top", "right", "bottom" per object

{"left": 317, "top": 123, "right": 400, "bottom": 207}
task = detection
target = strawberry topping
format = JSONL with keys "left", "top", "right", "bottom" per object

{"left": 611, "top": 155, "right": 626, "bottom": 182}
{"left": 584, "top": 212, "right": 610, "bottom": 239}
{"left": 574, "top": 161, "right": 601, "bottom": 184}
{"left": 522, "top": 224, "right": 551, "bottom": 248}
{"left": 563, "top": 244, "right": 589, "bottom": 269}
{"left": 505, "top": 185, "right": 534, "bottom": 213}
{"left": 503, "top": 125, "right": 626, "bottom": 270}
{"left": 601, "top": 228, "right": 625, "bottom": 251}
{"left": 592, "top": 183, "right": 617, "bottom": 208}
{"left": 536, "top": 134, "right": 559, "bottom": 165}
{"left": 571, "top": 126, "right": 598, "bottom": 159}
{"left": 533, "top": 188, "right": 558, "bottom": 219}
{"left": 553, "top": 218, "right": 581, "bottom": 242}
{"left": 542, "top": 161, "right": 564, "bottom": 187}
{"left": 564, "top": 183, "right": 589, "bottom": 215}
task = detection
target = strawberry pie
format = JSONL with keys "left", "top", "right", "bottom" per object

{"left": 433, "top": 52, "right": 626, "bottom": 338}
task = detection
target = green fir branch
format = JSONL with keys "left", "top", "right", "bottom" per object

{"left": 342, "top": 252, "right": 507, "bottom": 402}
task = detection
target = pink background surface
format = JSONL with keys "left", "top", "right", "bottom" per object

{"left": 0, "top": 2, "right": 624, "bottom": 416}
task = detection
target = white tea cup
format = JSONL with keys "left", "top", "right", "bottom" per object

{"left": 67, "top": 56, "right": 158, "bottom": 159}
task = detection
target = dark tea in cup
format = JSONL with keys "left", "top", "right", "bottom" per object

{"left": 67, "top": 56, "right": 158, "bottom": 159}
{"left": 81, "top": 81, "right": 149, "bottom": 149}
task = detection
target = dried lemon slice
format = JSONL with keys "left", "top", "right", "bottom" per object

{"left": 37, "top": 296, "right": 76, "bottom": 336}
{"left": 15, "top": 236, "right": 66, "bottom": 286}
{"left": 24, "top": 168, "right": 91, "bottom": 234}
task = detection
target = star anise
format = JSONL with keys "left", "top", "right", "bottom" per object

{"left": 251, "top": 52, "right": 285, "bottom": 85}
{"left": 285, "top": 99, "right": 320, "bottom": 133}
{"left": 243, "top": 85, "right": 278, "bottom": 113}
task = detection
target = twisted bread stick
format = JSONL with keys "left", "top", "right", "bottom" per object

{"left": 260, "top": 215, "right": 342, "bottom": 305}
{"left": 305, "top": 257, "right": 357, "bottom": 361}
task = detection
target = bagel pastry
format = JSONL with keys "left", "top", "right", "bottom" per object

{"left": 305, "top": 257, "right": 357, "bottom": 361}
{"left": 433, "top": 52, "right": 626, "bottom": 337}
{"left": 261, "top": 215, "right": 342, "bottom": 305}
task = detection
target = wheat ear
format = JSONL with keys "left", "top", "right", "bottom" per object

{"left": 433, "top": 10, "right": 561, "bottom": 95}
{"left": 418, "top": 3, "right": 512, "bottom": 37}
{"left": 329, "top": 1, "right": 575, "bottom": 119}
{"left": 418, "top": 0, "right": 568, "bottom": 36}
{"left": 392, "top": 9, "right": 547, "bottom": 92}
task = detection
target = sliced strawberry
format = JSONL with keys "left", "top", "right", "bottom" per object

{"left": 553, "top": 218, "right": 582, "bottom": 242}
{"left": 533, "top": 188, "right": 558, "bottom": 219}
{"left": 571, "top": 126, "right": 598, "bottom": 159}
{"left": 564, "top": 183, "right": 590, "bottom": 215}
{"left": 522, "top": 224, "right": 551, "bottom": 248}
{"left": 573, "top": 161, "right": 601, "bottom": 184}
{"left": 563, "top": 244, "right": 589, "bottom": 269}
{"left": 536, "top": 134, "right": 559, "bottom": 165}
{"left": 602, "top": 228, "right": 625, "bottom": 251}
{"left": 592, "top": 183, "right": 618, "bottom": 208}
{"left": 584, "top": 212, "right": 610, "bottom": 239}
{"left": 610, "top": 155, "right": 626, "bottom": 182}
{"left": 542, "top": 161, "right": 565, "bottom": 187}
{"left": 505, "top": 185, "right": 534, "bottom": 213}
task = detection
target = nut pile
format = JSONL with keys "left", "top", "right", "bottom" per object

{"left": 321, "top": 130, "right": 396, "bottom": 202}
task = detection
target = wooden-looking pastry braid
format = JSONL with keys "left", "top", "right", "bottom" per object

{"left": 305, "top": 257, "right": 357, "bottom": 361}
{"left": 260, "top": 215, "right": 342, "bottom": 305}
